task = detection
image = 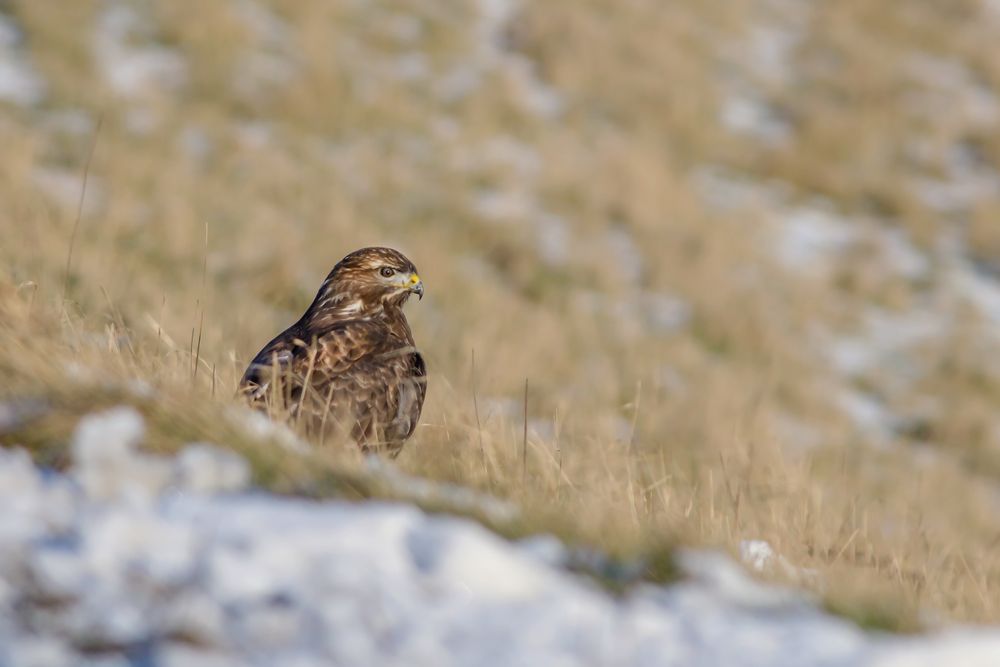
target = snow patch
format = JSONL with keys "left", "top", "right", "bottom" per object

{"left": 740, "top": 539, "right": 779, "bottom": 572}
{"left": 606, "top": 227, "right": 644, "bottom": 286}
{"left": 772, "top": 201, "right": 930, "bottom": 283}
{"left": 775, "top": 206, "right": 858, "bottom": 273}
{"left": 226, "top": 405, "right": 310, "bottom": 454}
{"left": 93, "top": 3, "right": 187, "bottom": 99}
{"left": 720, "top": 93, "right": 791, "bottom": 146}
{"left": 173, "top": 444, "right": 251, "bottom": 494}
{"left": 718, "top": 0, "right": 810, "bottom": 145}
{"left": 436, "top": 0, "right": 562, "bottom": 117}
{"left": 0, "top": 11, "right": 46, "bottom": 106}
{"left": 905, "top": 54, "right": 1000, "bottom": 129}
{"left": 911, "top": 143, "right": 1000, "bottom": 215}
{"left": 835, "top": 389, "right": 898, "bottom": 445}
{"left": 230, "top": 0, "right": 301, "bottom": 99}
{"left": 31, "top": 166, "right": 106, "bottom": 217}
{"left": 535, "top": 213, "right": 571, "bottom": 267}
{"left": 0, "top": 427, "right": 999, "bottom": 663}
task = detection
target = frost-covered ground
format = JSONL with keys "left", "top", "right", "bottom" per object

{"left": 1, "top": 407, "right": 1000, "bottom": 667}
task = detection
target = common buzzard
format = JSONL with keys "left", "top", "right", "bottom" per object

{"left": 239, "top": 247, "right": 426, "bottom": 456}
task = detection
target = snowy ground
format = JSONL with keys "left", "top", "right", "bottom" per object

{"left": 0, "top": 407, "right": 998, "bottom": 667}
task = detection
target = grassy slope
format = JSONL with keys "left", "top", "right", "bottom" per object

{"left": 2, "top": 0, "right": 1000, "bottom": 629}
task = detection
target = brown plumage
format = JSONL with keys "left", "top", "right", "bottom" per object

{"left": 239, "top": 247, "right": 426, "bottom": 456}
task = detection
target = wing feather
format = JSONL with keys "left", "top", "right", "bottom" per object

{"left": 239, "top": 317, "right": 426, "bottom": 454}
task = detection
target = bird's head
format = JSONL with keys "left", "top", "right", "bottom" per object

{"left": 313, "top": 247, "right": 424, "bottom": 317}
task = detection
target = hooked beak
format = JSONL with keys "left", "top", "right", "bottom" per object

{"left": 408, "top": 273, "right": 424, "bottom": 300}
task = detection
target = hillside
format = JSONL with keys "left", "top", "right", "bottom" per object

{"left": 3, "top": 0, "right": 1000, "bottom": 662}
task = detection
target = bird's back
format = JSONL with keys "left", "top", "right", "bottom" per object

{"left": 239, "top": 311, "right": 426, "bottom": 455}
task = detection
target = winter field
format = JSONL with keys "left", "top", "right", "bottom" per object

{"left": 2, "top": 406, "right": 1000, "bottom": 666}
{"left": 4, "top": 0, "right": 1000, "bottom": 664}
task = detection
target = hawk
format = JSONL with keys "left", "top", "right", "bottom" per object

{"left": 239, "top": 247, "right": 426, "bottom": 456}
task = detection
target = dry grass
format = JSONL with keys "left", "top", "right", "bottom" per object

{"left": 3, "top": 0, "right": 1000, "bottom": 631}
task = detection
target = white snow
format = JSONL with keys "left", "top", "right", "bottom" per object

{"left": 825, "top": 308, "right": 943, "bottom": 381}
{"left": 435, "top": 0, "right": 562, "bottom": 117}
{"left": 642, "top": 292, "right": 693, "bottom": 334}
{"left": 942, "top": 249, "right": 1000, "bottom": 330}
{"left": 72, "top": 406, "right": 173, "bottom": 504}
{"left": 535, "top": 213, "right": 572, "bottom": 267}
{"left": 904, "top": 54, "right": 1000, "bottom": 129}
{"left": 910, "top": 143, "right": 1000, "bottom": 215}
{"left": 471, "top": 186, "right": 536, "bottom": 222}
{"left": 720, "top": 93, "right": 792, "bottom": 146}
{"left": 810, "top": 231, "right": 1000, "bottom": 440}
{"left": 834, "top": 389, "right": 898, "bottom": 445}
{"left": 718, "top": 0, "right": 809, "bottom": 145}
{"left": 226, "top": 405, "right": 310, "bottom": 454}
{"left": 1, "top": 408, "right": 1000, "bottom": 664}
{"left": 606, "top": 227, "right": 645, "bottom": 286}
{"left": 230, "top": 0, "right": 301, "bottom": 99}
{"left": 31, "top": 165, "right": 106, "bottom": 217}
{"left": 740, "top": 539, "right": 779, "bottom": 572}
{"left": 93, "top": 3, "right": 187, "bottom": 99}
{"left": 0, "top": 12, "right": 46, "bottom": 106}
{"left": 820, "top": 305, "right": 944, "bottom": 441}
{"left": 783, "top": 213, "right": 930, "bottom": 285}
{"left": 774, "top": 205, "right": 859, "bottom": 274}
{"left": 874, "top": 633, "right": 1000, "bottom": 667}
{"left": 739, "top": 540, "right": 821, "bottom": 587}
{"left": 173, "top": 444, "right": 251, "bottom": 494}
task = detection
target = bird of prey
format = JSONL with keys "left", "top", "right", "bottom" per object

{"left": 239, "top": 247, "right": 426, "bottom": 456}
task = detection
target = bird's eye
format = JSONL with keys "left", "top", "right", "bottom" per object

{"left": 380, "top": 267, "right": 395, "bottom": 278}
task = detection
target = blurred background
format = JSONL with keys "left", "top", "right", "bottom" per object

{"left": 3, "top": 0, "right": 1000, "bottom": 627}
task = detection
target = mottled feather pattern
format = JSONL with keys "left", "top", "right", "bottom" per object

{"left": 239, "top": 247, "right": 426, "bottom": 456}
